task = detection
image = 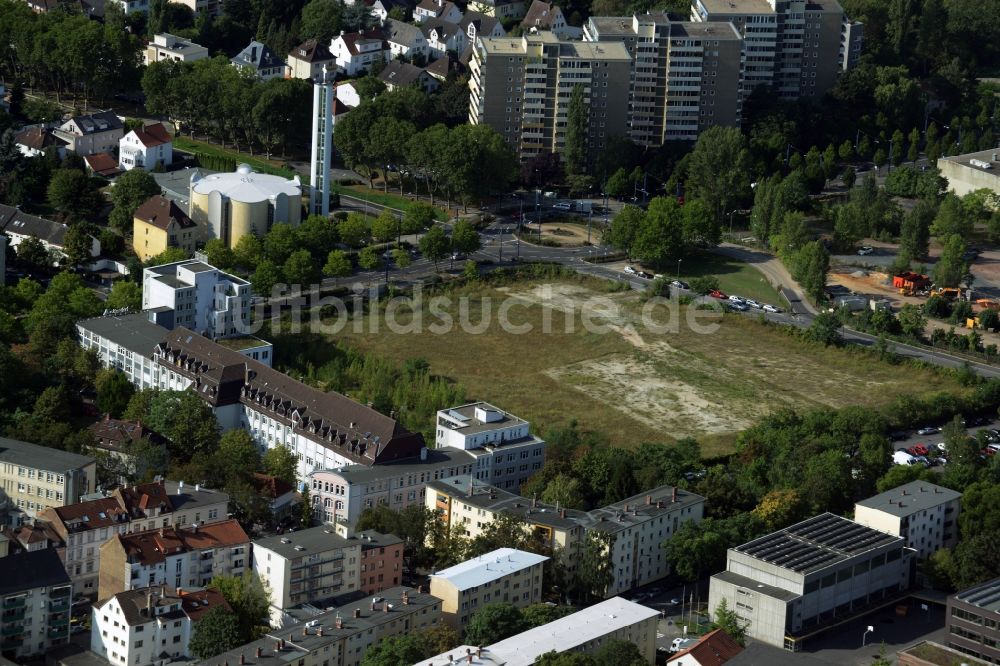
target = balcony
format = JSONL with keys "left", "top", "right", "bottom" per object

{"left": 50, "top": 587, "right": 71, "bottom": 599}
{"left": 2, "top": 598, "right": 25, "bottom": 609}
{"left": 49, "top": 599, "right": 69, "bottom": 612}
{"left": 1, "top": 624, "right": 24, "bottom": 637}
{"left": 1, "top": 609, "right": 25, "bottom": 622}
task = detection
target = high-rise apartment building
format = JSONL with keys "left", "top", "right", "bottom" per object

{"left": 469, "top": 32, "right": 632, "bottom": 163}
{"left": 584, "top": 13, "right": 743, "bottom": 144}
{"left": 691, "top": 0, "right": 851, "bottom": 100}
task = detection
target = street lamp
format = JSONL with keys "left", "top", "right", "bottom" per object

{"left": 862, "top": 625, "right": 874, "bottom": 647}
{"left": 676, "top": 258, "right": 682, "bottom": 282}
{"left": 727, "top": 209, "right": 739, "bottom": 239}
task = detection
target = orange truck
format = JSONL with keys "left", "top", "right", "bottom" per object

{"left": 892, "top": 272, "right": 931, "bottom": 295}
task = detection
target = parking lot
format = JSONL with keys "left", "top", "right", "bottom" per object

{"left": 889, "top": 416, "right": 1000, "bottom": 470}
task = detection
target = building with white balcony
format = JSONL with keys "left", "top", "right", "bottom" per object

{"left": 144, "top": 33, "right": 209, "bottom": 66}
{"left": 0, "top": 549, "right": 73, "bottom": 660}
{"left": 119, "top": 123, "right": 172, "bottom": 172}
{"left": 91, "top": 586, "right": 229, "bottom": 666}
{"left": 142, "top": 259, "right": 252, "bottom": 340}
{"left": 331, "top": 29, "right": 389, "bottom": 76}
{"left": 853, "top": 481, "right": 961, "bottom": 560}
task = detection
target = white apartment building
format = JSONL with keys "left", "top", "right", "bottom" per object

{"left": 119, "top": 123, "right": 173, "bottom": 171}
{"left": 144, "top": 33, "right": 209, "bottom": 66}
{"left": 40, "top": 480, "right": 230, "bottom": 597}
{"left": 91, "top": 587, "right": 228, "bottom": 666}
{"left": 0, "top": 549, "right": 73, "bottom": 660}
{"left": 98, "top": 520, "right": 250, "bottom": 601}
{"left": 429, "top": 548, "right": 548, "bottom": 630}
{"left": 253, "top": 525, "right": 362, "bottom": 626}
{"left": 414, "top": 597, "right": 660, "bottom": 666}
{"left": 436, "top": 402, "right": 546, "bottom": 491}
{"left": 0, "top": 437, "right": 96, "bottom": 525}
{"left": 331, "top": 29, "right": 389, "bottom": 76}
{"left": 142, "top": 260, "right": 252, "bottom": 340}
{"left": 853, "top": 481, "right": 961, "bottom": 560}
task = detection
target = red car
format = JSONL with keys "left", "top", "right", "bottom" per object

{"left": 907, "top": 444, "right": 929, "bottom": 457}
{"left": 709, "top": 289, "right": 728, "bottom": 299}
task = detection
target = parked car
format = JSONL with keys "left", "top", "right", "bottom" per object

{"left": 745, "top": 299, "right": 761, "bottom": 309}
{"left": 857, "top": 246, "right": 874, "bottom": 256}
{"left": 763, "top": 304, "right": 782, "bottom": 313}
{"left": 671, "top": 280, "right": 689, "bottom": 290}
{"left": 728, "top": 301, "right": 749, "bottom": 311}
{"left": 890, "top": 431, "right": 908, "bottom": 441}
{"left": 709, "top": 289, "right": 728, "bottom": 299}
{"left": 624, "top": 265, "right": 636, "bottom": 274}
{"left": 728, "top": 295, "right": 745, "bottom": 304}
{"left": 893, "top": 450, "right": 918, "bottom": 465}
{"left": 637, "top": 271, "right": 653, "bottom": 279}
{"left": 917, "top": 426, "right": 941, "bottom": 435}
{"left": 936, "top": 442, "right": 947, "bottom": 452}
{"left": 907, "top": 444, "right": 929, "bottom": 457}
{"left": 553, "top": 202, "right": 572, "bottom": 211}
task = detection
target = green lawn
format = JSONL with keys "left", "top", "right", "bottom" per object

{"left": 173, "top": 136, "right": 300, "bottom": 181}
{"left": 679, "top": 252, "right": 784, "bottom": 305}
{"left": 330, "top": 183, "right": 446, "bottom": 220}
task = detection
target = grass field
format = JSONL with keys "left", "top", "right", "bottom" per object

{"left": 172, "top": 136, "right": 300, "bottom": 180}
{"left": 285, "top": 277, "right": 966, "bottom": 456}
{"left": 331, "top": 183, "right": 446, "bottom": 220}
{"left": 680, "top": 252, "right": 784, "bottom": 305}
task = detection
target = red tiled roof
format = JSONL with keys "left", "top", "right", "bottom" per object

{"left": 14, "top": 126, "right": 67, "bottom": 151}
{"left": 88, "top": 415, "right": 166, "bottom": 449}
{"left": 253, "top": 473, "right": 295, "bottom": 499}
{"left": 181, "top": 588, "right": 231, "bottom": 623}
{"left": 85, "top": 152, "right": 121, "bottom": 177}
{"left": 132, "top": 195, "right": 195, "bottom": 231}
{"left": 130, "top": 122, "right": 171, "bottom": 148}
{"left": 668, "top": 629, "right": 744, "bottom": 665}
{"left": 340, "top": 28, "right": 388, "bottom": 56}
{"left": 117, "top": 519, "right": 249, "bottom": 566}
{"left": 49, "top": 497, "right": 130, "bottom": 531}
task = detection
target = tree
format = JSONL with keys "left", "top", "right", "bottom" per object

{"left": 577, "top": 531, "right": 614, "bottom": 599}
{"left": 876, "top": 464, "right": 935, "bottom": 493}
{"left": 105, "top": 280, "right": 142, "bottom": 311}
{"left": 450, "top": 220, "right": 481, "bottom": 256}
{"left": 685, "top": 126, "right": 752, "bottom": 223}
{"left": 712, "top": 599, "right": 748, "bottom": 646}
{"left": 357, "top": 245, "right": 381, "bottom": 274}
{"left": 203, "top": 238, "right": 236, "bottom": 270}
{"left": 933, "top": 234, "right": 967, "bottom": 288}
{"left": 392, "top": 247, "right": 411, "bottom": 269}
{"left": 48, "top": 169, "right": 99, "bottom": 222}
{"left": 360, "top": 633, "right": 432, "bottom": 666}
{"left": 300, "top": 484, "right": 313, "bottom": 526}
{"left": 594, "top": 639, "right": 646, "bottom": 666}
{"left": 265, "top": 223, "right": 300, "bottom": 264}
{"left": 188, "top": 606, "right": 243, "bottom": 659}
{"left": 791, "top": 241, "right": 829, "bottom": 303}
{"left": 371, "top": 210, "right": 398, "bottom": 244}
{"left": 146, "top": 390, "right": 219, "bottom": 461}
{"left": 806, "top": 312, "right": 842, "bottom": 346}
{"left": 251, "top": 259, "right": 282, "bottom": 296}
{"left": 63, "top": 223, "right": 96, "bottom": 266}
{"left": 262, "top": 445, "right": 298, "bottom": 486}
{"left": 216, "top": 429, "right": 260, "bottom": 486}
{"left": 419, "top": 225, "right": 451, "bottom": 270}
{"left": 109, "top": 168, "right": 161, "bottom": 231}
{"left": 521, "top": 604, "right": 574, "bottom": 628}
{"left": 283, "top": 249, "right": 319, "bottom": 285}
{"left": 299, "top": 0, "right": 342, "bottom": 43}
{"left": 689, "top": 275, "right": 720, "bottom": 295}
{"left": 464, "top": 603, "right": 528, "bottom": 646}
{"left": 208, "top": 572, "right": 270, "bottom": 644}
{"left": 339, "top": 213, "right": 370, "bottom": 248}
{"left": 751, "top": 489, "right": 806, "bottom": 531}
{"left": 95, "top": 368, "right": 135, "bottom": 417}
{"left": 15, "top": 236, "right": 52, "bottom": 270}
{"left": 897, "top": 304, "right": 927, "bottom": 339}
{"left": 564, "top": 84, "right": 587, "bottom": 175}
{"left": 540, "top": 474, "right": 586, "bottom": 509}
{"left": 403, "top": 201, "right": 436, "bottom": 234}
{"left": 234, "top": 234, "right": 264, "bottom": 268}
{"left": 932, "top": 193, "right": 972, "bottom": 238}
{"left": 604, "top": 205, "right": 644, "bottom": 256}
{"left": 323, "top": 249, "right": 353, "bottom": 278}
{"left": 632, "top": 196, "right": 685, "bottom": 269}
{"left": 536, "top": 654, "right": 596, "bottom": 666}
{"left": 900, "top": 199, "right": 934, "bottom": 260}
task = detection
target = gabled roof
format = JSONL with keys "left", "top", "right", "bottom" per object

{"left": 337, "top": 28, "right": 388, "bottom": 56}
{"left": 253, "top": 473, "right": 295, "bottom": 499}
{"left": 98, "top": 586, "right": 230, "bottom": 626}
{"left": 88, "top": 415, "right": 167, "bottom": 449}
{"left": 424, "top": 56, "right": 453, "bottom": 80}
{"left": 0, "top": 203, "right": 69, "bottom": 246}
{"left": 47, "top": 496, "right": 130, "bottom": 533}
{"left": 522, "top": 0, "right": 561, "bottom": 27}
{"left": 460, "top": 10, "right": 501, "bottom": 36}
{"left": 379, "top": 60, "right": 429, "bottom": 87}
{"left": 13, "top": 126, "right": 67, "bottom": 151}
{"left": 422, "top": 18, "right": 463, "bottom": 41}
{"left": 290, "top": 39, "right": 334, "bottom": 63}
{"left": 128, "top": 122, "right": 172, "bottom": 149}
{"left": 231, "top": 40, "right": 285, "bottom": 71}
{"left": 85, "top": 152, "right": 121, "bottom": 177}
{"left": 133, "top": 194, "right": 195, "bottom": 231}
{"left": 668, "top": 628, "right": 744, "bottom": 665}
{"left": 113, "top": 519, "right": 249, "bottom": 566}
{"left": 384, "top": 18, "right": 425, "bottom": 46}
{"left": 64, "top": 110, "right": 123, "bottom": 135}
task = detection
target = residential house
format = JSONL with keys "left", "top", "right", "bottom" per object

{"left": 252, "top": 473, "right": 297, "bottom": 523}
{"left": 84, "top": 153, "right": 121, "bottom": 178}
{"left": 85, "top": 416, "right": 167, "bottom": 482}
{"left": 460, "top": 11, "right": 505, "bottom": 43}
{"left": 383, "top": 19, "right": 430, "bottom": 62}
{"left": 331, "top": 29, "right": 389, "bottom": 76}
{"left": 0, "top": 437, "right": 97, "bottom": 526}
{"left": 231, "top": 40, "right": 286, "bottom": 80}
{"left": 468, "top": 0, "right": 525, "bottom": 20}
{"left": 106, "top": 0, "right": 149, "bottom": 13}
{"left": 368, "top": 0, "right": 407, "bottom": 22}
{"left": 421, "top": 18, "right": 465, "bottom": 58}
{"left": 12, "top": 523, "right": 58, "bottom": 552}
{"left": 0, "top": 204, "right": 100, "bottom": 264}
{"left": 521, "top": 0, "right": 580, "bottom": 39}
{"left": 119, "top": 122, "right": 173, "bottom": 171}
{"left": 344, "top": 526, "right": 404, "bottom": 596}
{"left": 853, "top": 480, "right": 961, "bottom": 559}
{"left": 413, "top": 0, "right": 462, "bottom": 24}
{"left": 91, "top": 586, "right": 229, "bottom": 666}
{"left": 97, "top": 519, "right": 250, "bottom": 600}
{"left": 197, "top": 587, "right": 442, "bottom": 666}
{"left": 423, "top": 56, "right": 454, "bottom": 83}
{"left": 414, "top": 598, "right": 659, "bottom": 666}
{"left": 131, "top": 195, "right": 201, "bottom": 261}
{"left": 141, "top": 259, "right": 253, "bottom": 340}
{"left": 429, "top": 547, "right": 547, "bottom": 630}
{"left": 378, "top": 60, "right": 439, "bottom": 93}
{"left": 0, "top": 549, "right": 73, "bottom": 659}
{"left": 76, "top": 313, "right": 172, "bottom": 391}
{"left": 253, "top": 525, "right": 362, "bottom": 625}
{"left": 667, "top": 628, "right": 744, "bottom": 665}
{"left": 13, "top": 126, "right": 67, "bottom": 158}
{"left": 53, "top": 110, "right": 124, "bottom": 157}
{"left": 286, "top": 39, "right": 336, "bottom": 80}
{"left": 144, "top": 33, "right": 209, "bottom": 66}
{"left": 39, "top": 479, "right": 230, "bottom": 597}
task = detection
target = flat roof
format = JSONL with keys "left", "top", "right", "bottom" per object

{"left": 216, "top": 336, "right": 270, "bottom": 351}
{"left": 0, "top": 437, "right": 95, "bottom": 473}
{"left": 586, "top": 16, "right": 638, "bottom": 37}
{"left": 191, "top": 166, "right": 300, "bottom": 203}
{"left": 733, "top": 513, "right": 902, "bottom": 574}
{"left": 77, "top": 312, "right": 170, "bottom": 357}
{"left": 938, "top": 148, "right": 1000, "bottom": 176}
{"left": 254, "top": 525, "right": 354, "bottom": 559}
{"left": 563, "top": 40, "right": 630, "bottom": 60}
{"left": 314, "top": 447, "right": 475, "bottom": 484}
{"left": 727, "top": 641, "right": 832, "bottom": 665}
{"left": 413, "top": 646, "right": 504, "bottom": 666}
{"left": 672, "top": 21, "right": 743, "bottom": 38}
{"left": 485, "top": 597, "right": 658, "bottom": 666}
{"left": 696, "top": 0, "right": 775, "bottom": 15}
{"left": 953, "top": 577, "right": 1000, "bottom": 614}
{"left": 855, "top": 481, "right": 961, "bottom": 518}
{"left": 438, "top": 402, "right": 527, "bottom": 435}
{"left": 711, "top": 570, "right": 801, "bottom": 603}
{"left": 431, "top": 548, "right": 548, "bottom": 591}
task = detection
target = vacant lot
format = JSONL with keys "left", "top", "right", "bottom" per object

{"left": 288, "top": 278, "right": 965, "bottom": 456}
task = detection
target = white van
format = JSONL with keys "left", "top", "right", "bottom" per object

{"left": 893, "top": 450, "right": 917, "bottom": 465}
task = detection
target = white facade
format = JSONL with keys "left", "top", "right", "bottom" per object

{"left": 0, "top": 550, "right": 73, "bottom": 660}
{"left": 384, "top": 19, "right": 430, "bottom": 60}
{"left": 309, "top": 76, "right": 336, "bottom": 217}
{"left": 118, "top": 126, "right": 173, "bottom": 172}
{"left": 144, "top": 33, "right": 209, "bottom": 66}
{"left": 142, "top": 260, "right": 252, "bottom": 339}
{"left": 331, "top": 31, "right": 389, "bottom": 76}
{"left": 853, "top": 481, "right": 961, "bottom": 560}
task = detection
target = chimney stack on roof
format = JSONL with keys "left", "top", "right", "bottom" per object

{"left": 402, "top": 591, "right": 409, "bottom": 605}
{"left": 646, "top": 495, "right": 652, "bottom": 505}
{"left": 256, "top": 647, "right": 262, "bottom": 658}
{"left": 336, "top": 615, "right": 344, "bottom": 629}
{"left": 353, "top": 608, "right": 361, "bottom": 619}
{"left": 383, "top": 601, "right": 389, "bottom": 613}
{"left": 239, "top": 653, "right": 246, "bottom": 665}
{"left": 672, "top": 487, "right": 678, "bottom": 502}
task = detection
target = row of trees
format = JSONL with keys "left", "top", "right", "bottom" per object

{"left": 603, "top": 198, "right": 716, "bottom": 268}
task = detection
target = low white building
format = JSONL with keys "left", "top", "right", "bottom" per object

{"left": 144, "top": 33, "right": 209, "bottom": 66}
{"left": 384, "top": 19, "right": 430, "bottom": 61}
{"left": 91, "top": 586, "right": 229, "bottom": 666}
{"left": 119, "top": 123, "right": 172, "bottom": 171}
{"left": 253, "top": 525, "right": 362, "bottom": 626}
{"left": 413, "top": 0, "right": 463, "bottom": 24}
{"left": 142, "top": 259, "right": 251, "bottom": 340}
{"left": 331, "top": 29, "right": 389, "bottom": 76}
{"left": 430, "top": 548, "right": 547, "bottom": 630}
{"left": 853, "top": 481, "right": 961, "bottom": 560}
